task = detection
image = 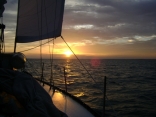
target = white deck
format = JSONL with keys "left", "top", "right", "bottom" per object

{"left": 43, "top": 84, "right": 95, "bottom": 117}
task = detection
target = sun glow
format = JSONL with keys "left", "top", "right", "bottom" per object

{"left": 64, "top": 50, "right": 73, "bottom": 57}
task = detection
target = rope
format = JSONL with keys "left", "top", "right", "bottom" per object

{"left": 48, "top": 0, "right": 58, "bottom": 86}
{"left": 43, "top": 0, "right": 52, "bottom": 85}
{"left": 48, "top": 39, "right": 55, "bottom": 86}
{"left": 43, "top": 0, "right": 57, "bottom": 86}
{"left": 18, "top": 38, "right": 55, "bottom": 53}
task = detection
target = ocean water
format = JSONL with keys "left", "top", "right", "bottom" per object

{"left": 26, "top": 59, "right": 156, "bottom": 117}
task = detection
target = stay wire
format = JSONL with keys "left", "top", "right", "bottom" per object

{"left": 61, "top": 36, "right": 97, "bottom": 84}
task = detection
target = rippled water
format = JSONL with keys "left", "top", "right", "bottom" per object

{"left": 26, "top": 59, "right": 156, "bottom": 117}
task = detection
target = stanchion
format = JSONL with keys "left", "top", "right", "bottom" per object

{"left": 103, "top": 76, "right": 107, "bottom": 117}
{"left": 63, "top": 67, "right": 67, "bottom": 92}
{"left": 41, "top": 62, "right": 44, "bottom": 86}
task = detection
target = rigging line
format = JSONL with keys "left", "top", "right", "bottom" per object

{"left": 43, "top": 0, "right": 55, "bottom": 85}
{"left": 48, "top": 39, "right": 55, "bottom": 85}
{"left": 35, "top": 0, "right": 42, "bottom": 73}
{"left": 39, "top": 41, "right": 42, "bottom": 59}
{"left": 19, "top": 0, "right": 55, "bottom": 53}
{"left": 61, "top": 36, "right": 118, "bottom": 115}
{"left": 45, "top": 0, "right": 54, "bottom": 85}
{"left": 18, "top": 38, "right": 55, "bottom": 53}
{"left": 2, "top": 28, "right": 5, "bottom": 53}
{"left": 14, "top": 0, "right": 20, "bottom": 53}
{"left": 50, "top": 0, "right": 58, "bottom": 85}
{"left": 39, "top": 0, "right": 44, "bottom": 71}
{"left": 61, "top": 36, "right": 97, "bottom": 84}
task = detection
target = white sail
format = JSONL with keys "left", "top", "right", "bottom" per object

{"left": 16, "top": 0, "right": 65, "bottom": 43}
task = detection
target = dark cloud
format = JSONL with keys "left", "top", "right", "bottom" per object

{"left": 63, "top": 0, "right": 156, "bottom": 40}
{"left": 5, "top": 0, "right": 155, "bottom": 41}
{"left": 3, "top": 0, "right": 17, "bottom": 30}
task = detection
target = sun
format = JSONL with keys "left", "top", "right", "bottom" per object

{"left": 64, "top": 50, "right": 73, "bottom": 57}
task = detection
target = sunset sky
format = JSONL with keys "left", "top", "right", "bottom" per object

{"left": 2, "top": 0, "right": 156, "bottom": 59}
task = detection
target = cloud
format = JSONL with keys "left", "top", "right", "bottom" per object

{"left": 63, "top": 0, "right": 156, "bottom": 42}
{"left": 2, "top": 0, "right": 156, "bottom": 58}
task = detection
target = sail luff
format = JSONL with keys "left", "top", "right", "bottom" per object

{"left": 15, "top": 0, "right": 65, "bottom": 43}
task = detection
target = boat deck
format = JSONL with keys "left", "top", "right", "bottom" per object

{"left": 43, "top": 84, "right": 95, "bottom": 117}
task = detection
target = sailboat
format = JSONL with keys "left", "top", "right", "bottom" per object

{"left": 0, "top": 0, "right": 102, "bottom": 117}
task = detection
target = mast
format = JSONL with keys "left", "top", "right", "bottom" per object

{"left": 14, "top": 0, "right": 20, "bottom": 53}
{"left": 0, "top": 0, "right": 7, "bottom": 53}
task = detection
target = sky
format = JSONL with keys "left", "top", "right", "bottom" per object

{"left": 2, "top": 0, "right": 156, "bottom": 59}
